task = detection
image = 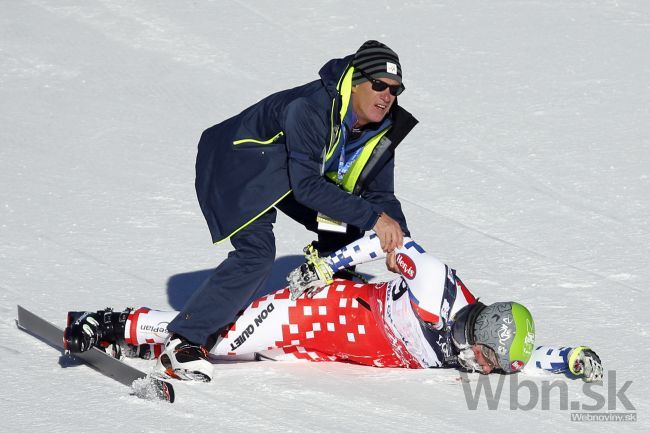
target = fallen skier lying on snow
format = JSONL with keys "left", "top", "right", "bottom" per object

{"left": 63, "top": 235, "right": 602, "bottom": 383}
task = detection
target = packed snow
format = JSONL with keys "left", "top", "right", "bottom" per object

{"left": 1, "top": 1, "right": 648, "bottom": 432}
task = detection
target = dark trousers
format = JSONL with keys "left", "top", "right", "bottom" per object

{"left": 167, "top": 194, "right": 363, "bottom": 347}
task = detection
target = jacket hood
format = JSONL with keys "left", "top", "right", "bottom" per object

{"left": 318, "top": 55, "right": 354, "bottom": 98}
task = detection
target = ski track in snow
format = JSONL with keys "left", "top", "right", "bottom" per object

{"left": 1, "top": 1, "right": 648, "bottom": 432}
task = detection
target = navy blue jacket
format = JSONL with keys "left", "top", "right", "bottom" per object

{"left": 195, "top": 55, "right": 418, "bottom": 243}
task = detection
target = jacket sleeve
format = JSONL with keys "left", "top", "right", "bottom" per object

{"left": 360, "top": 155, "right": 410, "bottom": 236}
{"left": 283, "top": 98, "right": 379, "bottom": 230}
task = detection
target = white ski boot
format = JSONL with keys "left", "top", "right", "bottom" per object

{"left": 156, "top": 334, "right": 213, "bottom": 382}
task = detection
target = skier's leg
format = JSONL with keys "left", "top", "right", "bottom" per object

{"left": 64, "top": 307, "right": 178, "bottom": 358}
{"left": 123, "top": 308, "right": 177, "bottom": 345}
{"left": 210, "top": 280, "right": 403, "bottom": 367}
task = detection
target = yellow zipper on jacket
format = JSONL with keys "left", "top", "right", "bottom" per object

{"left": 233, "top": 131, "right": 284, "bottom": 146}
{"left": 324, "top": 66, "right": 355, "bottom": 165}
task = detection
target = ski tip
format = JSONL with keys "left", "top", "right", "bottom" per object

{"left": 158, "top": 379, "right": 176, "bottom": 403}
{"left": 131, "top": 377, "right": 175, "bottom": 403}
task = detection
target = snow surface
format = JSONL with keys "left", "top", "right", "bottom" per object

{"left": 1, "top": 0, "right": 648, "bottom": 432}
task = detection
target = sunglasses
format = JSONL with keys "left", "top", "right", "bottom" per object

{"left": 357, "top": 68, "right": 405, "bottom": 96}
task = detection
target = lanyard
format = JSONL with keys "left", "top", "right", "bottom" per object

{"left": 337, "top": 142, "right": 364, "bottom": 182}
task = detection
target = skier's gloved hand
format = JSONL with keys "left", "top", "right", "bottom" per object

{"left": 569, "top": 346, "right": 603, "bottom": 382}
{"left": 287, "top": 245, "right": 334, "bottom": 300}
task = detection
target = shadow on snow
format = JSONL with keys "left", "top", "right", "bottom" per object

{"left": 165, "top": 254, "right": 306, "bottom": 311}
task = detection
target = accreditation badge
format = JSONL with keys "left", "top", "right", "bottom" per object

{"left": 316, "top": 212, "right": 347, "bottom": 233}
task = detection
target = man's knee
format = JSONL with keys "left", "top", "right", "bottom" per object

{"left": 243, "top": 246, "right": 275, "bottom": 274}
{"left": 230, "top": 212, "right": 276, "bottom": 255}
{"left": 231, "top": 233, "right": 275, "bottom": 262}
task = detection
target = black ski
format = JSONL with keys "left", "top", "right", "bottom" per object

{"left": 16, "top": 305, "right": 175, "bottom": 403}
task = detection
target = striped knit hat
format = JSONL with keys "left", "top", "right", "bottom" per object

{"left": 351, "top": 40, "right": 402, "bottom": 86}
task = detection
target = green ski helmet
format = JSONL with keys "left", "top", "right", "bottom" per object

{"left": 452, "top": 301, "right": 536, "bottom": 372}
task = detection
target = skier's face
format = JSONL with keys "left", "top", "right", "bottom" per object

{"left": 351, "top": 77, "right": 398, "bottom": 126}
{"left": 472, "top": 344, "right": 500, "bottom": 374}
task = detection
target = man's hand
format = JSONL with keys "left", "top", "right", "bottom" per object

{"left": 373, "top": 213, "right": 404, "bottom": 253}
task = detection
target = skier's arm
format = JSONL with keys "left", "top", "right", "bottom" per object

{"left": 523, "top": 345, "right": 603, "bottom": 382}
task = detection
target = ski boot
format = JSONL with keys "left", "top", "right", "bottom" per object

{"left": 156, "top": 334, "right": 213, "bottom": 382}
{"left": 64, "top": 308, "right": 131, "bottom": 354}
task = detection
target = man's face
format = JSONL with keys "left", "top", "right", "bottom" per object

{"left": 351, "top": 77, "right": 398, "bottom": 126}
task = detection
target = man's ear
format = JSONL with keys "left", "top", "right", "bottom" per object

{"left": 351, "top": 85, "right": 358, "bottom": 94}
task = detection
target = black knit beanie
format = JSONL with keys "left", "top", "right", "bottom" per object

{"left": 351, "top": 40, "right": 402, "bottom": 85}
